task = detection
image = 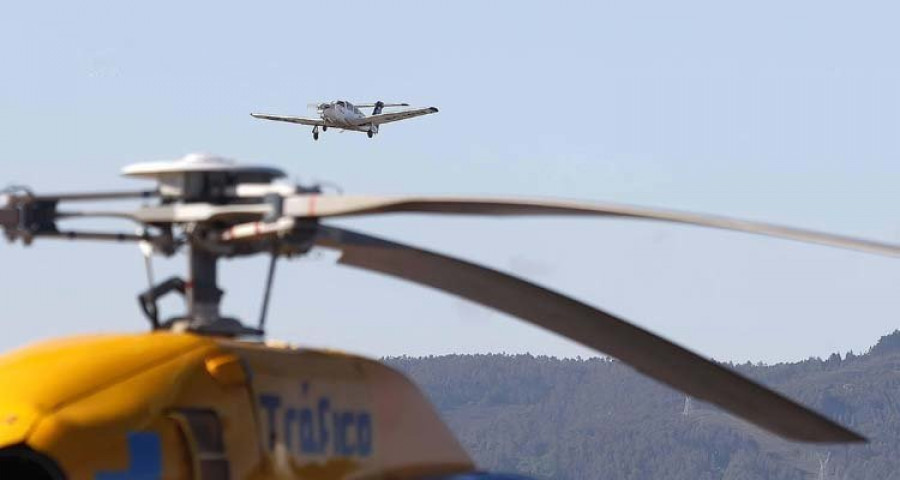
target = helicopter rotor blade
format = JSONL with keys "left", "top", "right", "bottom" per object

{"left": 282, "top": 195, "right": 900, "bottom": 257}
{"left": 313, "top": 224, "right": 865, "bottom": 444}
{"left": 10, "top": 191, "right": 900, "bottom": 259}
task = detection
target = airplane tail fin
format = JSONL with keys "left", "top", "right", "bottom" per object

{"left": 372, "top": 101, "right": 385, "bottom": 116}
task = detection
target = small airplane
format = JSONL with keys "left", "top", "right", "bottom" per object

{"left": 251, "top": 100, "right": 439, "bottom": 140}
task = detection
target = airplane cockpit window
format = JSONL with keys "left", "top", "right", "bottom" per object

{"left": 336, "top": 101, "right": 346, "bottom": 107}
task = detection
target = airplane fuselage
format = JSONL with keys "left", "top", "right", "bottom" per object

{"left": 321, "top": 102, "right": 367, "bottom": 129}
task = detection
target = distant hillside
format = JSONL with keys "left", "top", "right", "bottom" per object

{"left": 386, "top": 331, "right": 900, "bottom": 480}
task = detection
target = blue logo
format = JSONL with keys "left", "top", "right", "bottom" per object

{"left": 260, "top": 382, "right": 374, "bottom": 457}
{"left": 95, "top": 432, "right": 162, "bottom": 480}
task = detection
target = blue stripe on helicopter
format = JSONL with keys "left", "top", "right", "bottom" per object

{"left": 95, "top": 432, "right": 162, "bottom": 480}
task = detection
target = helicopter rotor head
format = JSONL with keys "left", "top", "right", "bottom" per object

{"left": 3, "top": 152, "right": 895, "bottom": 444}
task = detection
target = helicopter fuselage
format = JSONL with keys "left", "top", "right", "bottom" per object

{"left": 0, "top": 332, "right": 477, "bottom": 479}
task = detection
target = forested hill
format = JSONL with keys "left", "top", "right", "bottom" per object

{"left": 386, "top": 331, "right": 900, "bottom": 480}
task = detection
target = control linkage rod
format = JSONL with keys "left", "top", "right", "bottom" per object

{"left": 1, "top": 188, "right": 167, "bottom": 246}
{"left": 28, "top": 189, "right": 158, "bottom": 202}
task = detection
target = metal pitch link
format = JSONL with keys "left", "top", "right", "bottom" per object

{"left": 1, "top": 188, "right": 163, "bottom": 245}
{"left": 32, "top": 189, "right": 158, "bottom": 203}
{"left": 138, "top": 276, "right": 187, "bottom": 328}
{"left": 1, "top": 199, "right": 178, "bottom": 250}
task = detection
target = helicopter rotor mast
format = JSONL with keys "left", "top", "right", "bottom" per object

{"left": 115, "top": 153, "right": 316, "bottom": 335}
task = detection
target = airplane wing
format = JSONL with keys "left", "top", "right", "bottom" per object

{"left": 352, "top": 107, "right": 439, "bottom": 126}
{"left": 250, "top": 113, "right": 325, "bottom": 127}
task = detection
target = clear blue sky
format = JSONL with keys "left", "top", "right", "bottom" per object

{"left": 2, "top": 1, "right": 899, "bottom": 363}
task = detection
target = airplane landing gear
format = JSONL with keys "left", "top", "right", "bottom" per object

{"left": 367, "top": 130, "right": 374, "bottom": 138}
{"left": 322, "top": 125, "right": 327, "bottom": 132}
{"left": 312, "top": 126, "right": 319, "bottom": 141}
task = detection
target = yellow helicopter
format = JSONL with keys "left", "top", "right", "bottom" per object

{"left": 0, "top": 152, "right": 895, "bottom": 479}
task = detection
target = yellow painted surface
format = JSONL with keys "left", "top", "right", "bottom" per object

{"left": 0, "top": 333, "right": 209, "bottom": 413}
{"left": 0, "top": 332, "right": 474, "bottom": 479}
{"left": 226, "top": 341, "right": 474, "bottom": 478}
{"left": 19, "top": 333, "right": 218, "bottom": 479}
{"left": 206, "top": 353, "right": 249, "bottom": 387}
{"left": 0, "top": 399, "right": 40, "bottom": 449}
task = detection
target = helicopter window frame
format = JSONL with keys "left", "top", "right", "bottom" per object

{"left": 169, "top": 408, "right": 231, "bottom": 480}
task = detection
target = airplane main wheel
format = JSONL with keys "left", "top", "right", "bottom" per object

{"left": 367, "top": 131, "right": 374, "bottom": 138}
{"left": 322, "top": 125, "right": 327, "bottom": 132}
{"left": 313, "top": 132, "right": 319, "bottom": 141}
